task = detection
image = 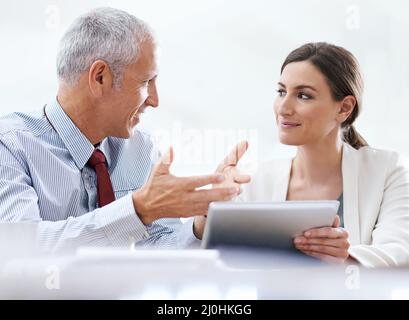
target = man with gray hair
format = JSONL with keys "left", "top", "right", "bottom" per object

{"left": 0, "top": 7, "right": 250, "bottom": 252}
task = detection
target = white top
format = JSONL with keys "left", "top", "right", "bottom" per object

{"left": 240, "top": 143, "right": 409, "bottom": 267}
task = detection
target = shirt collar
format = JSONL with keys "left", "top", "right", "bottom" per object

{"left": 99, "top": 138, "right": 113, "bottom": 168}
{"left": 45, "top": 98, "right": 96, "bottom": 170}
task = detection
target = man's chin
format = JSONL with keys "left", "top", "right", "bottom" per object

{"left": 113, "top": 128, "right": 136, "bottom": 140}
{"left": 126, "top": 127, "right": 137, "bottom": 138}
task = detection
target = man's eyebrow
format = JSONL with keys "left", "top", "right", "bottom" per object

{"left": 142, "top": 73, "right": 158, "bottom": 81}
{"left": 277, "top": 82, "right": 317, "bottom": 92}
{"left": 130, "top": 73, "right": 157, "bottom": 82}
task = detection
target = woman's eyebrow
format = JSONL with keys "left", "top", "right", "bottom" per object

{"left": 278, "top": 82, "right": 317, "bottom": 92}
{"left": 295, "top": 85, "right": 318, "bottom": 92}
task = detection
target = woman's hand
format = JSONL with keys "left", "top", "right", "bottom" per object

{"left": 293, "top": 215, "right": 351, "bottom": 264}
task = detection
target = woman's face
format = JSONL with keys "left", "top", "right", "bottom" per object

{"left": 274, "top": 60, "right": 343, "bottom": 146}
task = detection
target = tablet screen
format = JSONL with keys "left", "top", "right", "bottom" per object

{"left": 201, "top": 201, "right": 339, "bottom": 250}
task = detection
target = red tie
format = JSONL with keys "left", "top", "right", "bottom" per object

{"left": 87, "top": 150, "right": 115, "bottom": 207}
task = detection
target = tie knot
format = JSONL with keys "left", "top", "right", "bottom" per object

{"left": 87, "top": 150, "right": 107, "bottom": 167}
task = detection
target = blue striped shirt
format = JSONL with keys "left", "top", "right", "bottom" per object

{"left": 0, "top": 98, "right": 198, "bottom": 252}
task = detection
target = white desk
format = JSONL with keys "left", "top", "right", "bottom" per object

{"left": 1, "top": 248, "right": 409, "bottom": 299}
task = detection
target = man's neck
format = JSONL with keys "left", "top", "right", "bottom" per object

{"left": 57, "top": 86, "right": 105, "bottom": 145}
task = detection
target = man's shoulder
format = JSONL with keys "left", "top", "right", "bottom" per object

{"left": 0, "top": 113, "right": 28, "bottom": 136}
{"left": 132, "top": 126, "right": 155, "bottom": 145}
{"left": 119, "top": 127, "right": 156, "bottom": 149}
{"left": 108, "top": 127, "right": 159, "bottom": 161}
{"left": 0, "top": 110, "right": 49, "bottom": 141}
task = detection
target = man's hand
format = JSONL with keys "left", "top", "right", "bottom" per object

{"left": 132, "top": 147, "right": 239, "bottom": 225}
{"left": 193, "top": 141, "right": 251, "bottom": 239}
{"left": 213, "top": 140, "right": 251, "bottom": 192}
{"left": 293, "top": 215, "right": 351, "bottom": 264}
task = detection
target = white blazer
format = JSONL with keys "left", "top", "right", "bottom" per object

{"left": 240, "top": 143, "right": 409, "bottom": 267}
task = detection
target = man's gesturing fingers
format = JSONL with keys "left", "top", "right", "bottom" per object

{"left": 154, "top": 147, "right": 174, "bottom": 175}
{"left": 234, "top": 174, "right": 251, "bottom": 184}
{"left": 177, "top": 174, "right": 226, "bottom": 190}
{"left": 189, "top": 187, "right": 239, "bottom": 202}
{"left": 216, "top": 140, "right": 248, "bottom": 172}
{"left": 176, "top": 187, "right": 239, "bottom": 217}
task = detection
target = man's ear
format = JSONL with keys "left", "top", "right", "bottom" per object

{"left": 337, "top": 95, "right": 356, "bottom": 124}
{"left": 88, "top": 60, "right": 113, "bottom": 97}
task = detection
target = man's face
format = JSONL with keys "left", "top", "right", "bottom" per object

{"left": 104, "top": 39, "right": 159, "bottom": 138}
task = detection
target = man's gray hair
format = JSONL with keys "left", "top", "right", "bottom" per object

{"left": 56, "top": 7, "right": 154, "bottom": 87}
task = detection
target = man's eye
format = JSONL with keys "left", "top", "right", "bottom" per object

{"left": 277, "top": 89, "right": 286, "bottom": 97}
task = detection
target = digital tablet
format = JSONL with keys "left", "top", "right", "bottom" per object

{"left": 201, "top": 201, "right": 339, "bottom": 250}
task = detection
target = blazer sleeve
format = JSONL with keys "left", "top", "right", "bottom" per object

{"left": 348, "top": 153, "right": 409, "bottom": 267}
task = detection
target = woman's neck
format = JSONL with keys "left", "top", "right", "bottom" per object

{"left": 292, "top": 138, "right": 343, "bottom": 185}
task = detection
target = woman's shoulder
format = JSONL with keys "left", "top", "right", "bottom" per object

{"left": 348, "top": 145, "right": 409, "bottom": 184}
{"left": 356, "top": 145, "right": 398, "bottom": 159}
{"left": 353, "top": 145, "right": 406, "bottom": 171}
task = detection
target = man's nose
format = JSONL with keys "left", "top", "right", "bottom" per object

{"left": 145, "top": 83, "right": 159, "bottom": 108}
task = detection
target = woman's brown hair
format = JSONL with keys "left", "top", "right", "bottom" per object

{"left": 281, "top": 42, "right": 368, "bottom": 149}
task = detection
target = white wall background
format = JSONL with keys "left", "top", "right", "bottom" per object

{"left": 1, "top": 0, "right": 408, "bottom": 176}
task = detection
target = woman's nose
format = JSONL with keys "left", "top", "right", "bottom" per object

{"left": 276, "top": 96, "right": 295, "bottom": 116}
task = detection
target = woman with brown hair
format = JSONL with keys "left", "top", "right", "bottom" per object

{"left": 239, "top": 42, "right": 409, "bottom": 267}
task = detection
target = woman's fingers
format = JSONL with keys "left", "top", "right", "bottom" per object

{"left": 295, "top": 224, "right": 351, "bottom": 264}
{"left": 304, "top": 227, "right": 349, "bottom": 239}
{"left": 296, "top": 243, "right": 350, "bottom": 259}
{"left": 332, "top": 215, "right": 340, "bottom": 228}
{"left": 302, "top": 250, "right": 344, "bottom": 264}
{"left": 294, "top": 236, "right": 350, "bottom": 249}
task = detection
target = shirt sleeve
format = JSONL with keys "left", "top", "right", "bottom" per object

{"left": 0, "top": 140, "right": 191, "bottom": 253}
{"left": 135, "top": 143, "right": 201, "bottom": 249}
{"left": 137, "top": 217, "right": 201, "bottom": 249}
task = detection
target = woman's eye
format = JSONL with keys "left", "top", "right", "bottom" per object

{"left": 277, "top": 89, "right": 286, "bottom": 97}
{"left": 298, "top": 92, "right": 311, "bottom": 100}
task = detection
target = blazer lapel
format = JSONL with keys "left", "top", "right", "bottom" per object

{"left": 342, "top": 143, "right": 361, "bottom": 245}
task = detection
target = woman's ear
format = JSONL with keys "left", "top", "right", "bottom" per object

{"left": 88, "top": 60, "right": 113, "bottom": 97}
{"left": 337, "top": 95, "right": 356, "bottom": 124}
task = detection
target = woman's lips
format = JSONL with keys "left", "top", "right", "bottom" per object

{"left": 281, "top": 122, "right": 301, "bottom": 128}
